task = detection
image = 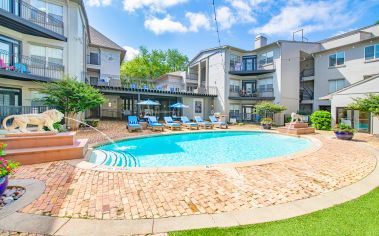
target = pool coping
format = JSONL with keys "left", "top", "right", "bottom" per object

{"left": 0, "top": 141, "right": 377, "bottom": 235}
{"left": 69, "top": 129, "right": 323, "bottom": 173}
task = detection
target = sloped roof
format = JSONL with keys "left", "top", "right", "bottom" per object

{"left": 89, "top": 26, "right": 126, "bottom": 60}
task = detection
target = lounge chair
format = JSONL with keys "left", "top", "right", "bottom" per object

{"left": 209, "top": 116, "right": 228, "bottom": 129}
{"left": 194, "top": 116, "right": 213, "bottom": 129}
{"left": 181, "top": 116, "right": 199, "bottom": 130}
{"left": 164, "top": 117, "right": 181, "bottom": 131}
{"left": 14, "top": 63, "right": 30, "bottom": 74}
{"left": 127, "top": 116, "right": 142, "bottom": 132}
{"left": 147, "top": 116, "right": 164, "bottom": 131}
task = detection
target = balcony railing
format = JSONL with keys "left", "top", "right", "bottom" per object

{"left": 0, "top": 0, "right": 64, "bottom": 35}
{"left": 229, "top": 89, "right": 274, "bottom": 99}
{"left": 0, "top": 50, "right": 64, "bottom": 80}
{"left": 228, "top": 111, "right": 273, "bottom": 123}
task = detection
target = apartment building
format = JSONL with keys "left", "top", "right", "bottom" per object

{"left": 0, "top": 0, "right": 89, "bottom": 112}
{"left": 187, "top": 37, "right": 320, "bottom": 124}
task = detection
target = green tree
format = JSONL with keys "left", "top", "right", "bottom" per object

{"left": 376, "top": 20, "right": 379, "bottom": 25}
{"left": 254, "top": 102, "right": 287, "bottom": 117}
{"left": 121, "top": 46, "right": 188, "bottom": 84}
{"left": 347, "top": 94, "right": 379, "bottom": 116}
{"left": 38, "top": 76, "right": 105, "bottom": 130}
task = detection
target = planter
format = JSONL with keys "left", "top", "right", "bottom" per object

{"left": 0, "top": 176, "right": 8, "bottom": 196}
{"left": 335, "top": 131, "right": 354, "bottom": 140}
{"left": 261, "top": 124, "right": 272, "bottom": 129}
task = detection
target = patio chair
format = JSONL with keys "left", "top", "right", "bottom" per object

{"left": 147, "top": 116, "right": 164, "bottom": 131}
{"left": 130, "top": 83, "right": 137, "bottom": 89}
{"left": 209, "top": 115, "right": 228, "bottom": 129}
{"left": 181, "top": 116, "right": 199, "bottom": 130}
{"left": 164, "top": 117, "right": 181, "bottom": 131}
{"left": 194, "top": 116, "right": 213, "bottom": 129}
{"left": 14, "top": 63, "right": 30, "bottom": 74}
{"left": 127, "top": 116, "right": 142, "bottom": 132}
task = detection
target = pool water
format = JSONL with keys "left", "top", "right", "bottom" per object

{"left": 89, "top": 131, "right": 311, "bottom": 168}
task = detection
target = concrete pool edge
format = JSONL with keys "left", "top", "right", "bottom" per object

{"left": 69, "top": 130, "right": 322, "bottom": 173}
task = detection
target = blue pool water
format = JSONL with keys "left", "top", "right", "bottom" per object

{"left": 89, "top": 131, "right": 311, "bottom": 168}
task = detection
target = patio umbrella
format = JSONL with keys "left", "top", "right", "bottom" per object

{"left": 169, "top": 102, "right": 189, "bottom": 109}
{"left": 137, "top": 99, "right": 160, "bottom": 106}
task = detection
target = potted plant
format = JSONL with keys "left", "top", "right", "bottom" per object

{"left": 0, "top": 143, "right": 19, "bottom": 195}
{"left": 260, "top": 118, "right": 273, "bottom": 129}
{"left": 333, "top": 123, "right": 356, "bottom": 140}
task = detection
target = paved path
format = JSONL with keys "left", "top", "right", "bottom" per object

{"left": 0, "top": 129, "right": 378, "bottom": 235}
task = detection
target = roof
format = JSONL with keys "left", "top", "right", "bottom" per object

{"left": 155, "top": 71, "right": 184, "bottom": 81}
{"left": 189, "top": 45, "right": 250, "bottom": 64}
{"left": 318, "top": 24, "right": 377, "bottom": 43}
{"left": 89, "top": 26, "right": 126, "bottom": 60}
{"left": 320, "top": 74, "right": 379, "bottom": 100}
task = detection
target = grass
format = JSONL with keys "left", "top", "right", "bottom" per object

{"left": 170, "top": 187, "right": 379, "bottom": 236}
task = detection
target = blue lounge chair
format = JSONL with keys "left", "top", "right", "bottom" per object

{"left": 127, "top": 116, "right": 142, "bottom": 132}
{"left": 147, "top": 116, "right": 164, "bottom": 131}
{"left": 164, "top": 117, "right": 181, "bottom": 131}
{"left": 181, "top": 116, "right": 199, "bottom": 130}
{"left": 14, "top": 63, "right": 30, "bottom": 74}
{"left": 130, "top": 83, "right": 137, "bottom": 89}
{"left": 194, "top": 116, "right": 213, "bottom": 129}
{"left": 209, "top": 116, "right": 228, "bottom": 129}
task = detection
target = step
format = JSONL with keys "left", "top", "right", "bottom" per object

{"left": 0, "top": 132, "right": 76, "bottom": 150}
{"left": 4, "top": 139, "right": 88, "bottom": 165}
{"left": 4, "top": 131, "right": 57, "bottom": 137}
{"left": 284, "top": 122, "right": 309, "bottom": 128}
{"left": 277, "top": 127, "right": 315, "bottom": 135}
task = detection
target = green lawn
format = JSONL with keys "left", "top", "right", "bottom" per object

{"left": 170, "top": 187, "right": 379, "bottom": 236}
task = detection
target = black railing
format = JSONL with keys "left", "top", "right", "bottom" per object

{"left": 230, "top": 61, "right": 276, "bottom": 72}
{"left": 0, "top": 0, "right": 64, "bottom": 35}
{"left": 0, "top": 49, "right": 64, "bottom": 80}
{"left": 0, "top": 106, "right": 56, "bottom": 128}
{"left": 229, "top": 89, "right": 274, "bottom": 98}
{"left": 229, "top": 111, "right": 273, "bottom": 123}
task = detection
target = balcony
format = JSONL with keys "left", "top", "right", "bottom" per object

{"left": 0, "top": 50, "right": 64, "bottom": 82}
{"left": 0, "top": 0, "right": 65, "bottom": 41}
{"left": 300, "top": 68, "right": 314, "bottom": 81}
{"left": 229, "top": 63, "right": 275, "bottom": 76}
{"left": 228, "top": 89, "right": 274, "bottom": 100}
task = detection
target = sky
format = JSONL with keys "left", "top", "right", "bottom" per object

{"left": 84, "top": 0, "right": 379, "bottom": 61}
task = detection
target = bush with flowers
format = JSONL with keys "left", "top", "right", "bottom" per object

{"left": 0, "top": 143, "right": 19, "bottom": 178}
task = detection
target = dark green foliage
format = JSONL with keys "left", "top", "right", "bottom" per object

{"left": 310, "top": 110, "right": 331, "bottom": 130}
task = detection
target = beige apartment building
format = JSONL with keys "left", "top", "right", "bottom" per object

{"left": 0, "top": 0, "right": 89, "bottom": 112}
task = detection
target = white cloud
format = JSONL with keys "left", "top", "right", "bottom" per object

{"left": 144, "top": 15, "right": 188, "bottom": 34}
{"left": 185, "top": 12, "right": 211, "bottom": 32}
{"left": 123, "top": 46, "right": 140, "bottom": 61}
{"left": 251, "top": 0, "right": 358, "bottom": 36}
{"left": 123, "top": 0, "right": 187, "bottom": 13}
{"left": 227, "top": 0, "right": 256, "bottom": 23}
{"left": 87, "top": 0, "right": 112, "bottom": 7}
{"left": 216, "top": 6, "right": 237, "bottom": 30}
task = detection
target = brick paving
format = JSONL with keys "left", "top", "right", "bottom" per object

{"left": 8, "top": 121, "right": 376, "bottom": 220}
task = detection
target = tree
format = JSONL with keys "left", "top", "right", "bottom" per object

{"left": 254, "top": 102, "right": 287, "bottom": 117}
{"left": 376, "top": 20, "right": 379, "bottom": 25}
{"left": 120, "top": 46, "right": 188, "bottom": 83}
{"left": 347, "top": 94, "right": 379, "bottom": 116}
{"left": 38, "top": 76, "right": 105, "bottom": 130}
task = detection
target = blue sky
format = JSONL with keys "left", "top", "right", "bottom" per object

{"left": 85, "top": 0, "right": 379, "bottom": 60}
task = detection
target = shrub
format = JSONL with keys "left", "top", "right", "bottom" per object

{"left": 80, "top": 119, "right": 100, "bottom": 128}
{"left": 333, "top": 123, "right": 356, "bottom": 133}
{"left": 254, "top": 102, "right": 287, "bottom": 117}
{"left": 43, "top": 122, "right": 64, "bottom": 132}
{"left": 310, "top": 110, "right": 332, "bottom": 130}
{"left": 260, "top": 118, "right": 273, "bottom": 125}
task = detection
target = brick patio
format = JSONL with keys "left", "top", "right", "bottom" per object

{"left": 8, "top": 121, "right": 377, "bottom": 221}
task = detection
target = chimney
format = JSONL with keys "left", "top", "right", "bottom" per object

{"left": 255, "top": 35, "right": 267, "bottom": 49}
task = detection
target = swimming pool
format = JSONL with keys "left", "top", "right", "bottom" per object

{"left": 89, "top": 131, "right": 312, "bottom": 168}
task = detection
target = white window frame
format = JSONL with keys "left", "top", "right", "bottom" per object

{"left": 328, "top": 79, "right": 346, "bottom": 93}
{"left": 364, "top": 44, "right": 379, "bottom": 61}
{"left": 328, "top": 51, "right": 345, "bottom": 67}
{"left": 259, "top": 51, "right": 274, "bottom": 65}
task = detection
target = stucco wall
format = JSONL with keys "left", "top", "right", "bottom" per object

{"left": 208, "top": 51, "right": 226, "bottom": 114}
{"left": 314, "top": 38, "right": 379, "bottom": 110}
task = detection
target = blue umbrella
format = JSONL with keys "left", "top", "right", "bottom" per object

{"left": 170, "top": 102, "right": 189, "bottom": 108}
{"left": 137, "top": 99, "right": 160, "bottom": 106}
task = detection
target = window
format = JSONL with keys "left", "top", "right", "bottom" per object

{"left": 229, "top": 80, "right": 240, "bottom": 93}
{"left": 30, "top": 0, "right": 63, "bottom": 22}
{"left": 30, "top": 45, "right": 63, "bottom": 68}
{"left": 328, "top": 79, "right": 346, "bottom": 93}
{"left": 259, "top": 51, "right": 273, "bottom": 65}
{"left": 229, "top": 54, "right": 241, "bottom": 71}
{"left": 242, "top": 56, "right": 256, "bottom": 71}
{"left": 194, "top": 101, "right": 202, "bottom": 113}
{"left": 329, "top": 51, "right": 345, "bottom": 67}
{"left": 364, "top": 44, "right": 379, "bottom": 60}
{"left": 89, "top": 52, "right": 100, "bottom": 65}
{"left": 229, "top": 104, "right": 240, "bottom": 115}
{"left": 257, "top": 78, "right": 273, "bottom": 92}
